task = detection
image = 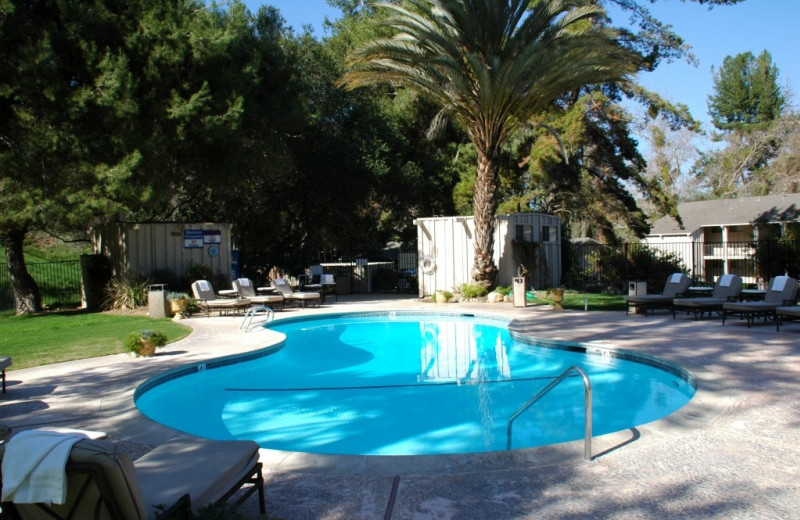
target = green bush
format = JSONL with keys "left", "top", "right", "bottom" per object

{"left": 461, "top": 283, "right": 489, "bottom": 299}
{"left": 104, "top": 274, "right": 150, "bottom": 310}
{"left": 587, "top": 245, "right": 687, "bottom": 293}
{"left": 493, "top": 285, "right": 511, "bottom": 296}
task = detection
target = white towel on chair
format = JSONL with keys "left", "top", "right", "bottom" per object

{"left": 1, "top": 430, "right": 90, "bottom": 505}
{"left": 719, "top": 274, "right": 733, "bottom": 287}
{"left": 197, "top": 280, "right": 211, "bottom": 291}
{"left": 670, "top": 273, "right": 683, "bottom": 283}
{"left": 772, "top": 276, "right": 789, "bottom": 292}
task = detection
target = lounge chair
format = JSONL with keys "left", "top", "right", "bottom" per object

{"left": 191, "top": 280, "right": 251, "bottom": 317}
{"left": 271, "top": 278, "right": 321, "bottom": 308}
{"left": 0, "top": 356, "right": 11, "bottom": 393}
{"left": 722, "top": 276, "right": 799, "bottom": 328}
{"left": 232, "top": 278, "right": 285, "bottom": 310}
{"left": 623, "top": 273, "right": 690, "bottom": 316}
{"left": 776, "top": 304, "right": 800, "bottom": 331}
{"left": 672, "top": 274, "right": 742, "bottom": 320}
{"left": 0, "top": 430, "right": 265, "bottom": 519}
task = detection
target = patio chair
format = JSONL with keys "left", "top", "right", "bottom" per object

{"left": 271, "top": 278, "right": 321, "bottom": 308}
{"left": 775, "top": 304, "right": 800, "bottom": 331}
{"left": 0, "top": 356, "right": 11, "bottom": 393}
{"left": 722, "top": 276, "right": 799, "bottom": 328}
{"left": 232, "top": 278, "right": 285, "bottom": 310}
{"left": 0, "top": 431, "right": 265, "bottom": 520}
{"left": 191, "top": 280, "right": 251, "bottom": 317}
{"left": 623, "top": 273, "right": 690, "bottom": 316}
{"left": 672, "top": 274, "right": 742, "bottom": 320}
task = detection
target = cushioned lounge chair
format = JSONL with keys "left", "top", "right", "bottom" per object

{"left": 191, "top": 280, "right": 251, "bottom": 317}
{"left": 722, "top": 276, "right": 799, "bottom": 328}
{"left": 0, "top": 356, "right": 11, "bottom": 393}
{"left": 272, "top": 278, "right": 321, "bottom": 308}
{"left": 776, "top": 304, "right": 800, "bottom": 331}
{"left": 0, "top": 432, "right": 265, "bottom": 520}
{"left": 623, "top": 273, "right": 690, "bottom": 316}
{"left": 232, "top": 278, "right": 284, "bottom": 310}
{"left": 672, "top": 274, "right": 742, "bottom": 320}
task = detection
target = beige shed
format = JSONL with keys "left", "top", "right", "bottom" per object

{"left": 91, "top": 222, "right": 234, "bottom": 282}
{"left": 414, "top": 213, "right": 561, "bottom": 297}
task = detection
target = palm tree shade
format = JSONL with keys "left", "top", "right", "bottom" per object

{"left": 340, "top": 0, "right": 639, "bottom": 287}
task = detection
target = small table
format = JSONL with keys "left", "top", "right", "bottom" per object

{"left": 218, "top": 289, "right": 238, "bottom": 298}
{"left": 688, "top": 286, "right": 713, "bottom": 297}
{"left": 256, "top": 286, "right": 277, "bottom": 294}
{"left": 740, "top": 289, "right": 766, "bottom": 301}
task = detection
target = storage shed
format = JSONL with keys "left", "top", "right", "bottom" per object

{"left": 414, "top": 213, "right": 561, "bottom": 297}
{"left": 91, "top": 222, "right": 234, "bottom": 282}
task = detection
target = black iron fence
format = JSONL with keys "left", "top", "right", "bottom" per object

{"left": 6, "top": 240, "right": 799, "bottom": 310}
{"left": 0, "top": 260, "right": 83, "bottom": 311}
{"left": 567, "top": 240, "right": 800, "bottom": 293}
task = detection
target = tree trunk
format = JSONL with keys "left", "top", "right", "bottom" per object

{"left": 3, "top": 228, "right": 42, "bottom": 314}
{"left": 471, "top": 147, "right": 500, "bottom": 288}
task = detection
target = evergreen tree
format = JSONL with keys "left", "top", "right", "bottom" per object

{"left": 708, "top": 50, "right": 785, "bottom": 132}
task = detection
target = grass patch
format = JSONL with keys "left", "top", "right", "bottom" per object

{"left": 0, "top": 311, "right": 192, "bottom": 370}
{"left": 528, "top": 292, "right": 626, "bottom": 311}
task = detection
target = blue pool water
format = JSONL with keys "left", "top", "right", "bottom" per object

{"left": 135, "top": 312, "right": 695, "bottom": 456}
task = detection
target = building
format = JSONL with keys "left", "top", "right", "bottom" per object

{"left": 645, "top": 194, "right": 800, "bottom": 286}
{"left": 91, "top": 222, "right": 235, "bottom": 283}
{"left": 414, "top": 213, "right": 561, "bottom": 297}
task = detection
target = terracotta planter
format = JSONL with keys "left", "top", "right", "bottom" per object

{"left": 138, "top": 340, "right": 157, "bottom": 357}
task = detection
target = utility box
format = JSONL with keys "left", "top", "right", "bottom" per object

{"left": 148, "top": 284, "right": 168, "bottom": 319}
{"left": 513, "top": 277, "right": 527, "bottom": 307}
{"left": 628, "top": 281, "right": 647, "bottom": 296}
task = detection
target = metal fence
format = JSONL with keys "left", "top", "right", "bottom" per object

{"left": 567, "top": 240, "right": 800, "bottom": 293}
{"left": 6, "top": 239, "right": 799, "bottom": 310}
{"left": 0, "top": 260, "right": 83, "bottom": 311}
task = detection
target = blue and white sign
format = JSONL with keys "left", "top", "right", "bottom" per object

{"left": 204, "top": 230, "right": 222, "bottom": 244}
{"left": 184, "top": 229, "right": 204, "bottom": 249}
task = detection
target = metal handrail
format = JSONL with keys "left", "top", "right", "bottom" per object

{"left": 506, "top": 365, "right": 593, "bottom": 460}
{"left": 240, "top": 306, "right": 275, "bottom": 332}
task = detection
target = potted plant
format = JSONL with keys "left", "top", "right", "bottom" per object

{"left": 546, "top": 287, "right": 566, "bottom": 311}
{"left": 167, "top": 292, "right": 189, "bottom": 316}
{"left": 125, "top": 330, "right": 168, "bottom": 357}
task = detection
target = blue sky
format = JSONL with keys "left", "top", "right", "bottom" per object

{"left": 244, "top": 0, "right": 799, "bottom": 133}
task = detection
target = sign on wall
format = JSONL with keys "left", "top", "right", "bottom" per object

{"left": 184, "top": 229, "right": 204, "bottom": 248}
{"left": 204, "top": 230, "right": 222, "bottom": 244}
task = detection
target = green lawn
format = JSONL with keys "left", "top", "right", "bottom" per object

{"left": 527, "top": 291, "right": 627, "bottom": 311}
{"left": 0, "top": 311, "right": 192, "bottom": 370}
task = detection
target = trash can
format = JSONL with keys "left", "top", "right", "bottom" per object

{"left": 628, "top": 281, "right": 647, "bottom": 296}
{"left": 148, "top": 284, "right": 168, "bottom": 319}
{"left": 513, "top": 277, "right": 527, "bottom": 308}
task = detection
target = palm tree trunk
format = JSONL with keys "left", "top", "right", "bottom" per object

{"left": 471, "top": 147, "right": 500, "bottom": 288}
{"left": 3, "top": 227, "right": 42, "bottom": 314}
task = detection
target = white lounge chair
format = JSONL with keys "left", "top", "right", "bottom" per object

{"left": 232, "top": 278, "right": 285, "bottom": 310}
{"left": 191, "top": 280, "right": 251, "bottom": 317}
{"left": 722, "top": 276, "right": 799, "bottom": 327}
{"left": 271, "top": 278, "right": 321, "bottom": 308}
{"left": 672, "top": 274, "right": 742, "bottom": 320}
{"left": 623, "top": 273, "right": 690, "bottom": 316}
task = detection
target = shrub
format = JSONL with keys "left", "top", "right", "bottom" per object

{"left": 460, "top": 283, "right": 489, "bottom": 299}
{"left": 493, "top": 285, "right": 511, "bottom": 296}
{"left": 104, "top": 274, "right": 150, "bottom": 310}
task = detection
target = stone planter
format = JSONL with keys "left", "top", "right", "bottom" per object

{"left": 551, "top": 288, "right": 565, "bottom": 311}
{"left": 168, "top": 298, "right": 187, "bottom": 316}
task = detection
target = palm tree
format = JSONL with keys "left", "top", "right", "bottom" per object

{"left": 339, "top": 0, "right": 639, "bottom": 287}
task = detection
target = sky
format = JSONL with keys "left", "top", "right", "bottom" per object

{"left": 244, "top": 0, "right": 799, "bottom": 135}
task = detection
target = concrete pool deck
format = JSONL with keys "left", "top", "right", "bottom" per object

{"left": 3, "top": 294, "right": 800, "bottom": 519}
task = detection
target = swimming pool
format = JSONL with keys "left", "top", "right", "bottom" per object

{"left": 135, "top": 311, "right": 695, "bottom": 456}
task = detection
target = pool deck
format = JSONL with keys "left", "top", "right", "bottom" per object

{"left": 3, "top": 294, "right": 800, "bottom": 519}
